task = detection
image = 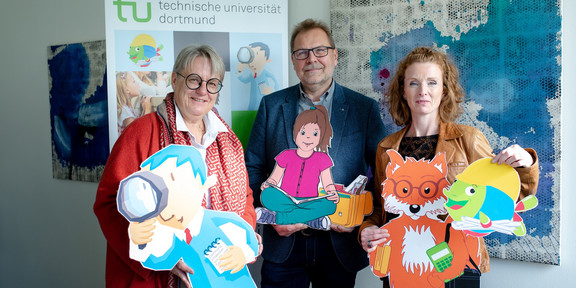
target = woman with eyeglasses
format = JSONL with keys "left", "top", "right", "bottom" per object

{"left": 359, "top": 46, "right": 539, "bottom": 287}
{"left": 94, "top": 44, "right": 261, "bottom": 288}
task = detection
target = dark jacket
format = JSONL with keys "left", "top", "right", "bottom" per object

{"left": 245, "top": 82, "right": 386, "bottom": 272}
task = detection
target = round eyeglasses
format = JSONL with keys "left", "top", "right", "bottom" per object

{"left": 291, "top": 46, "right": 335, "bottom": 60}
{"left": 386, "top": 178, "right": 448, "bottom": 199}
{"left": 177, "top": 72, "right": 223, "bottom": 94}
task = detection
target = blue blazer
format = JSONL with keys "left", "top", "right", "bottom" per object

{"left": 245, "top": 82, "right": 386, "bottom": 272}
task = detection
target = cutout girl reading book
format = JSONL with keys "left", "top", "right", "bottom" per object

{"left": 256, "top": 105, "right": 339, "bottom": 230}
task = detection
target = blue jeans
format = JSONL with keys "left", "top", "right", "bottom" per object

{"left": 260, "top": 230, "right": 356, "bottom": 288}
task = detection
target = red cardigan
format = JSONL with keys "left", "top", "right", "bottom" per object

{"left": 94, "top": 112, "right": 256, "bottom": 287}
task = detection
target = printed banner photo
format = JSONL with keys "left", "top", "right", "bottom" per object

{"left": 105, "top": 0, "right": 288, "bottom": 148}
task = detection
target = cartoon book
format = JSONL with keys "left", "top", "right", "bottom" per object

{"left": 368, "top": 150, "right": 478, "bottom": 288}
{"left": 345, "top": 175, "right": 369, "bottom": 195}
{"left": 444, "top": 157, "right": 538, "bottom": 237}
{"left": 266, "top": 182, "right": 332, "bottom": 205}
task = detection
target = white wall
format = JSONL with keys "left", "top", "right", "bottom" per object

{"left": 0, "top": 1, "right": 108, "bottom": 287}
{"left": 0, "top": 0, "right": 572, "bottom": 287}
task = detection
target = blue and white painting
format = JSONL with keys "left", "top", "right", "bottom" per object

{"left": 48, "top": 40, "right": 109, "bottom": 182}
{"left": 331, "top": 0, "right": 560, "bottom": 265}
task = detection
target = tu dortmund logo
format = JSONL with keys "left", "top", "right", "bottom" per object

{"left": 113, "top": 0, "right": 152, "bottom": 22}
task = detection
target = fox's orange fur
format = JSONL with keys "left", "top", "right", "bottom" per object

{"left": 369, "top": 150, "right": 479, "bottom": 288}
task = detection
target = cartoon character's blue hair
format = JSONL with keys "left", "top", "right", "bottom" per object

{"left": 250, "top": 42, "right": 270, "bottom": 59}
{"left": 141, "top": 145, "right": 207, "bottom": 184}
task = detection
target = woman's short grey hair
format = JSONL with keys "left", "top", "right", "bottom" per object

{"left": 172, "top": 44, "right": 225, "bottom": 81}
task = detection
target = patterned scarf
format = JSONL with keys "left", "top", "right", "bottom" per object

{"left": 158, "top": 93, "right": 248, "bottom": 216}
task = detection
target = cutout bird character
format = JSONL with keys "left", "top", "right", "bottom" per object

{"left": 444, "top": 158, "right": 538, "bottom": 237}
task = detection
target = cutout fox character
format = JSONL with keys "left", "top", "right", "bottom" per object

{"left": 369, "top": 149, "right": 478, "bottom": 288}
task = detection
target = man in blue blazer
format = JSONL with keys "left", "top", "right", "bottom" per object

{"left": 245, "top": 19, "right": 386, "bottom": 288}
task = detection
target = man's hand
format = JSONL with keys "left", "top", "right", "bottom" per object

{"left": 273, "top": 223, "right": 307, "bottom": 237}
{"left": 330, "top": 224, "right": 354, "bottom": 233}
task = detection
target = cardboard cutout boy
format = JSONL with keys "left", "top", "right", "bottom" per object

{"left": 117, "top": 144, "right": 259, "bottom": 288}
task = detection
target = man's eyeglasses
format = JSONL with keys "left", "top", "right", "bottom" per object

{"left": 176, "top": 72, "right": 223, "bottom": 94}
{"left": 291, "top": 46, "right": 335, "bottom": 60}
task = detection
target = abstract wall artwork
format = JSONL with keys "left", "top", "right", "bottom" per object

{"left": 48, "top": 40, "right": 109, "bottom": 182}
{"left": 331, "top": 0, "right": 561, "bottom": 265}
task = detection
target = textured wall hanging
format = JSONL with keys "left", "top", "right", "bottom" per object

{"left": 331, "top": 0, "right": 561, "bottom": 265}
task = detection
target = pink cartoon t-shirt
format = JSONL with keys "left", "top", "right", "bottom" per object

{"left": 275, "top": 149, "right": 333, "bottom": 198}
